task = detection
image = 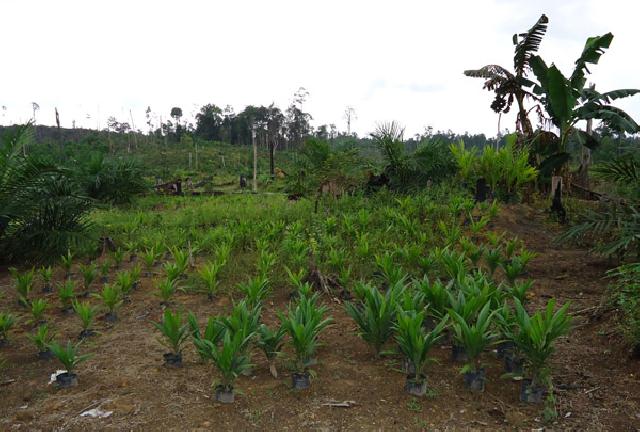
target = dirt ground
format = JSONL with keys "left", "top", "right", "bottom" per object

{"left": 0, "top": 204, "right": 638, "bottom": 431}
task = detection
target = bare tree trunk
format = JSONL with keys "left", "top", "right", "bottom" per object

{"left": 252, "top": 125, "right": 258, "bottom": 192}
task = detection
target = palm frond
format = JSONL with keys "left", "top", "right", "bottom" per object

{"left": 513, "top": 14, "right": 549, "bottom": 75}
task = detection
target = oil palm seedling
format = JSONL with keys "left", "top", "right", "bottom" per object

{"left": 0, "top": 312, "right": 16, "bottom": 346}
{"left": 28, "top": 323, "right": 54, "bottom": 359}
{"left": 115, "top": 270, "right": 134, "bottom": 298}
{"left": 374, "top": 252, "right": 407, "bottom": 286}
{"left": 507, "top": 298, "right": 571, "bottom": 418}
{"left": 239, "top": 276, "right": 270, "bottom": 309}
{"left": 345, "top": 282, "right": 402, "bottom": 356}
{"left": 510, "top": 279, "right": 534, "bottom": 304}
{"left": 15, "top": 269, "right": 35, "bottom": 307}
{"left": 256, "top": 323, "right": 287, "bottom": 378}
{"left": 484, "top": 247, "right": 502, "bottom": 276}
{"left": 279, "top": 292, "right": 333, "bottom": 389}
{"left": 459, "top": 237, "right": 484, "bottom": 267}
{"left": 79, "top": 263, "right": 97, "bottom": 296}
{"left": 154, "top": 309, "right": 189, "bottom": 366}
{"left": 163, "top": 262, "right": 183, "bottom": 283}
{"left": 194, "top": 328, "right": 253, "bottom": 403}
{"left": 198, "top": 261, "right": 222, "bottom": 300}
{"left": 449, "top": 302, "right": 497, "bottom": 392}
{"left": 142, "top": 247, "right": 158, "bottom": 276}
{"left": 73, "top": 300, "right": 98, "bottom": 338}
{"left": 93, "top": 284, "right": 122, "bottom": 321}
{"left": 40, "top": 266, "right": 53, "bottom": 292}
{"left": 416, "top": 277, "right": 450, "bottom": 320}
{"left": 130, "top": 263, "right": 142, "bottom": 289}
{"left": 220, "top": 300, "right": 261, "bottom": 354}
{"left": 169, "top": 247, "right": 189, "bottom": 275}
{"left": 494, "top": 301, "right": 522, "bottom": 374}
{"left": 187, "top": 312, "right": 226, "bottom": 361}
{"left": 61, "top": 250, "right": 74, "bottom": 278}
{"left": 29, "top": 298, "right": 49, "bottom": 325}
{"left": 57, "top": 280, "right": 76, "bottom": 312}
{"left": 447, "top": 289, "right": 487, "bottom": 361}
{"left": 112, "top": 248, "right": 125, "bottom": 269}
{"left": 502, "top": 256, "right": 527, "bottom": 284}
{"left": 394, "top": 310, "right": 448, "bottom": 396}
{"left": 48, "top": 340, "right": 92, "bottom": 388}
{"left": 99, "top": 259, "right": 111, "bottom": 283}
{"left": 156, "top": 279, "right": 176, "bottom": 305}
{"left": 257, "top": 247, "right": 277, "bottom": 280}
{"left": 438, "top": 248, "right": 468, "bottom": 281}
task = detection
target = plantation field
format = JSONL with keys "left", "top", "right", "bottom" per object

{"left": 0, "top": 192, "right": 637, "bottom": 431}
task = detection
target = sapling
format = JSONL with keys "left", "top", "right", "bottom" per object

{"left": 99, "top": 260, "right": 111, "bottom": 283}
{"left": 449, "top": 302, "right": 497, "bottom": 392}
{"left": 28, "top": 324, "right": 54, "bottom": 359}
{"left": 257, "top": 247, "right": 277, "bottom": 280}
{"left": 93, "top": 284, "right": 122, "bottom": 321}
{"left": 142, "top": 247, "right": 158, "bottom": 276}
{"left": 188, "top": 312, "right": 226, "bottom": 360}
{"left": 156, "top": 279, "right": 176, "bottom": 305}
{"left": 0, "top": 312, "right": 16, "bottom": 345}
{"left": 507, "top": 298, "right": 571, "bottom": 418}
{"left": 169, "top": 247, "right": 189, "bottom": 275}
{"left": 29, "top": 298, "right": 49, "bottom": 325}
{"left": 115, "top": 270, "right": 134, "bottom": 297}
{"left": 374, "top": 252, "right": 407, "bottom": 286}
{"left": 416, "top": 277, "right": 450, "bottom": 320}
{"left": 73, "top": 300, "right": 98, "bottom": 338}
{"left": 220, "top": 300, "right": 261, "bottom": 353}
{"left": 57, "top": 280, "right": 76, "bottom": 311}
{"left": 345, "top": 282, "right": 401, "bottom": 356}
{"left": 198, "top": 261, "right": 222, "bottom": 300}
{"left": 502, "top": 256, "right": 527, "bottom": 284}
{"left": 15, "top": 269, "right": 35, "bottom": 307}
{"left": 279, "top": 292, "right": 333, "bottom": 389}
{"left": 154, "top": 309, "right": 189, "bottom": 366}
{"left": 394, "top": 310, "right": 448, "bottom": 396}
{"left": 130, "top": 263, "right": 142, "bottom": 288}
{"left": 256, "top": 323, "right": 286, "bottom": 378}
{"left": 510, "top": 279, "right": 534, "bottom": 304}
{"left": 112, "top": 248, "right": 125, "bottom": 269}
{"left": 61, "top": 250, "right": 74, "bottom": 278}
{"left": 484, "top": 247, "right": 502, "bottom": 276}
{"left": 163, "top": 262, "right": 183, "bottom": 283}
{"left": 239, "top": 276, "right": 270, "bottom": 309}
{"left": 79, "top": 263, "right": 97, "bottom": 296}
{"left": 48, "top": 340, "right": 92, "bottom": 387}
{"left": 40, "top": 266, "right": 54, "bottom": 292}
{"left": 194, "top": 328, "right": 253, "bottom": 403}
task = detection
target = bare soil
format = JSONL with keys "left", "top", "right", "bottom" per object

{"left": 0, "top": 204, "right": 638, "bottom": 431}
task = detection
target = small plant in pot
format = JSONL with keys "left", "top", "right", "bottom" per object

{"left": 15, "top": 269, "right": 35, "bottom": 307}
{"left": 256, "top": 323, "right": 286, "bottom": 378}
{"left": 130, "top": 264, "right": 142, "bottom": 289}
{"left": 494, "top": 302, "right": 521, "bottom": 372}
{"left": 115, "top": 271, "right": 134, "bottom": 299}
{"left": 0, "top": 312, "right": 16, "bottom": 347}
{"left": 450, "top": 302, "right": 496, "bottom": 392}
{"left": 344, "top": 282, "right": 401, "bottom": 357}
{"left": 163, "top": 262, "right": 183, "bottom": 284}
{"left": 194, "top": 329, "right": 253, "bottom": 404}
{"left": 142, "top": 247, "right": 159, "bottom": 277}
{"left": 239, "top": 276, "right": 270, "bottom": 309}
{"left": 508, "top": 298, "right": 571, "bottom": 421}
{"left": 57, "top": 280, "right": 76, "bottom": 313}
{"left": 40, "top": 266, "right": 54, "bottom": 293}
{"left": 28, "top": 324, "right": 54, "bottom": 359}
{"left": 112, "top": 248, "right": 125, "bottom": 269}
{"left": 93, "top": 284, "right": 122, "bottom": 322}
{"left": 484, "top": 247, "right": 502, "bottom": 276}
{"left": 394, "top": 310, "right": 448, "bottom": 397}
{"left": 29, "top": 298, "right": 49, "bottom": 326}
{"left": 156, "top": 279, "right": 176, "bottom": 306}
{"left": 220, "top": 300, "right": 261, "bottom": 375}
{"left": 154, "top": 309, "right": 189, "bottom": 367}
{"left": 279, "top": 292, "right": 333, "bottom": 390}
{"left": 198, "top": 261, "right": 222, "bottom": 300}
{"left": 187, "top": 312, "right": 226, "bottom": 361}
{"left": 79, "top": 263, "right": 97, "bottom": 297}
{"left": 48, "top": 340, "right": 92, "bottom": 388}
{"left": 61, "top": 250, "right": 74, "bottom": 279}
{"left": 73, "top": 300, "right": 98, "bottom": 339}
{"left": 446, "top": 289, "right": 486, "bottom": 361}
{"left": 99, "top": 260, "right": 111, "bottom": 283}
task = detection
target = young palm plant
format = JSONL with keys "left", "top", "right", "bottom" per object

{"left": 40, "top": 266, "right": 54, "bottom": 292}
{"left": 142, "top": 247, "right": 159, "bottom": 276}
{"left": 28, "top": 323, "right": 54, "bottom": 359}
{"left": 79, "top": 263, "right": 97, "bottom": 296}
{"left": 394, "top": 310, "right": 448, "bottom": 396}
{"left": 279, "top": 292, "right": 333, "bottom": 389}
{"left": 93, "top": 284, "right": 122, "bottom": 321}
{"left": 48, "top": 340, "right": 92, "bottom": 388}
{"left": 344, "top": 282, "right": 401, "bottom": 356}
{"left": 15, "top": 269, "right": 35, "bottom": 307}
{"left": 507, "top": 298, "right": 571, "bottom": 417}
{"left": 156, "top": 279, "right": 176, "bottom": 305}
{"left": 112, "top": 248, "right": 125, "bottom": 269}
{"left": 29, "top": 298, "right": 49, "bottom": 325}
{"left": 154, "top": 309, "right": 189, "bottom": 366}
{"left": 198, "top": 261, "right": 222, "bottom": 300}
{"left": 239, "top": 276, "right": 270, "bottom": 309}
{"left": 187, "top": 312, "right": 226, "bottom": 361}
{"left": 57, "top": 280, "right": 76, "bottom": 312}
{"left": 194, "top": 329, "right": 253, "bottom": 403}
{"left": 61, "top": 250, "right": 74, "bottom": 278}
{"left": 73, "top": 300, "right": 98, "bottom": 338}
{"left": 256, "top": 323, "right": 287, "bottom": 378}
{"left": 449, "top": 301, "right": 497, "bottom": 392}
{"left": 0, "top": 312, "right": 16, "bottom": 346}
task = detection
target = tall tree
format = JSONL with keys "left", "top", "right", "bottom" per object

{"left": 344, "top": 106, "right": 356, "bottom": 135}
{"left": 464, "top": 14, "right": 549, "bottom": 137}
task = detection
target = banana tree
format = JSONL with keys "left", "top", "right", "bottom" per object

{"left": 528, "top": 33, "right": 640, "bottom": 177}
{"left": 465, "top": 14, "right": 549, "bottom": 136}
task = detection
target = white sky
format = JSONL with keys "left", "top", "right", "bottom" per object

{"left": 1, "top": 0, "right": 639, "bottom": 138}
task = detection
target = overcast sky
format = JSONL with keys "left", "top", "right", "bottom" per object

{"left": 1, "top": 0, "right": 639, "bottom": 138}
